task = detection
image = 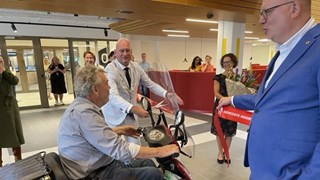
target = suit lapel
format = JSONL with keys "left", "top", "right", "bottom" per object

{"left": 113, "top": 61, "right": 131, "bottom": 88}
{"left": 256, "top": 29, "right": 317, "bottom": 105}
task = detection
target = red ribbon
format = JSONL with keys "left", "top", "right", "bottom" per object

{"left": 213, "top": 106, "right": 252, "bottom": 166}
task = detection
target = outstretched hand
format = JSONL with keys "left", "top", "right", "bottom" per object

{"left": 216, "top": 97, "right": 232, "bottom": 109}
{"left": 130, "top": 106, "right": 149, "bottom": 118}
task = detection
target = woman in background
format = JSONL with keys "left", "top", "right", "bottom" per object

{"left": 201, "top": 55, "right": 215, "bottom": 72}
{"left": 48, "top": 56, "right": 67, "bottom": 106}
{"left": 0, "top": 56, "right": 24, "bottom": 167}
{"left": 211, "top": 53, "right": 239, "bottom": 164}
{"left": 43, "top": 57, "right": 52, "bottom": 100}
{"left": 188, "top": 56, "right": 202, "bottom": 72}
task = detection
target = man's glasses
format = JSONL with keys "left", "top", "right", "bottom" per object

{"left": 260, "top": 1, "right": 294, "bottom": 21}
{"left": 118, "top": 49, "right": 131, "bottom": 53}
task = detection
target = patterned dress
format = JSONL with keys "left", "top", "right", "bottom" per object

{"left": 211, "top": 74, "right": 237, "bottom": 137}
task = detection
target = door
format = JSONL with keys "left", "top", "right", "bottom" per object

{"left": 41, "top": 39, "right": 74, "bottom": 107}
{"left": 5, "top": 39, "right": 44, "bottom": 108}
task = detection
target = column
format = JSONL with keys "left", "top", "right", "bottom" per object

{"left": 216, "top": 21, "right": 245, "bottom": 74}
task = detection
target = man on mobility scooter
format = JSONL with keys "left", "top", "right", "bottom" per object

{"left": 57, "top": 65, "right": 179, "bottom": 180}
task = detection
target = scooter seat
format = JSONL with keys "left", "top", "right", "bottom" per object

{"left": 44, "top": 152, "right": 69, "bottom": 180}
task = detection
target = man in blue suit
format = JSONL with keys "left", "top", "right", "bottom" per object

{"left": 218, "top": 0, "right": 320, "bottom": 179}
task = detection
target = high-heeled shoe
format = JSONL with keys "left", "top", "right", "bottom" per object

{"left": 225, "top": 158, "right": 231, "bottom": 164}
{"left": 217, "top": 154, "right": 224, "bottom": 164}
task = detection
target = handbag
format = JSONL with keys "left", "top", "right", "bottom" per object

{"left": 0, "top": 151, "right": 51, "bottom": 180}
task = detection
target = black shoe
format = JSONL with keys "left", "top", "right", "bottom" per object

{"left": 217, "top": 153, "right": 224, "bottom": 164}
{"left": 217, "top": 158, "right": 224, "bottom": 164}
{"left": 225, "top": 159, "right": 231, "bottom": 164}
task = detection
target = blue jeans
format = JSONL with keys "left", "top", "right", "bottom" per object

{"left": 97, "top": 159, "right": 162, "bottom": 180}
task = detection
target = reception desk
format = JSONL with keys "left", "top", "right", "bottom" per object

{"left": 149, "top": 70, "right": 215, "bottom": 113}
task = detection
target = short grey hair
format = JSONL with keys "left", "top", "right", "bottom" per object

{"left": 74, "top": 66, "right": 105, "bottom": 97}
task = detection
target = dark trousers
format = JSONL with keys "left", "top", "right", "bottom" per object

{"left": 139, "top": 85, "right": 149, "bottom": 97}
{"left": 97, "top": 159, "right": 162, "bottom": 180}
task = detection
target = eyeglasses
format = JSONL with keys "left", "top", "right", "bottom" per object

{"left": 223, "top": 60, "right": 232, "bottom": 65}
{"left": 260, "top": 1, "right": 294, "bottom": 21}
{"left": 118, "top": 48, "right": 131, "bottom": 53}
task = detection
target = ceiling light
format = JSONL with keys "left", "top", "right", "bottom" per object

{"left": 167, "top": 34, "right": 190, "bottom": 38}
{"left": 257, "top": 39, "right": 270, "bottom": 42}
{"left": 210, "top": 29, "right": 253, "bottom": 34}
{"left": 162, "top": 29, "right": 189, "bottom": 33}
{"left": 11, "top": 23, "right": 17, "bottom": 33}
{"left": 186, "top": 18, "right": 218, "bottom": 24}
{"left": 245, "top": 37, "right": 259, "bottom": 40}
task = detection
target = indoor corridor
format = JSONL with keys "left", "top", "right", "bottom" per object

{"left": 2, "top": 105, "right": 250, "bottom": 179}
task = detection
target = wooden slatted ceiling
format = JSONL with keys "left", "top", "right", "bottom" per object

{"left": 0, "top": 0, "right": 318, "bottom": 38}
{"left": 312, "top": 0, "right": 320, "bottom": 22}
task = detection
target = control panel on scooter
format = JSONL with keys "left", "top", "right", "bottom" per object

{"left": 142, "top": 125, "right": 172, "bottom": 147}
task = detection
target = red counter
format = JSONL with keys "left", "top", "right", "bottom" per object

{"left": 148, "top": 70, "right": 215, "bottom": 113}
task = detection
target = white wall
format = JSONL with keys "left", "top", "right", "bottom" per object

{"left": 251, "top": 45, "right": 271, "bottom": 65}
{"left": 130, "top": 35, "right": 217, "bottom": 70}
{"left": 130, "top": 35, "right": 275, "bottom": 70}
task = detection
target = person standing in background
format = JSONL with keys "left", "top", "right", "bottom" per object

{"left": 188, "top": 56, "right": 202, "bottom": 72}
{"left": 0, "top": 56, "right": 25, "bottom": 167}
{"left": 217, "top": 0, "right": 320, "bottom": 178}
{"left": 43, "top": 57, "right": 52, "bottom": 100}
{"left": 48, "top": 56, "right": 67, "bottom": 106}
{"left": 139, "top": 52, "right": 151, "bottom": 97}
{"left": 106, "top": 51, "right": 116, "bottom": 66}
{"left": 102, "top": 38, "right": 183, "bottom": 145}
{"left": 83, "top": 51, "right": 104, "bottom": 69}
{"left": 211, "top": 53, "right": 239, "bottom": 165}
{"left": 201, "top": 55, "right": 215, "bottom": 72}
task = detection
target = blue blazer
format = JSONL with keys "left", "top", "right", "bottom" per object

{"left": 234, "top": 24, "right": 320, "bottom": 179}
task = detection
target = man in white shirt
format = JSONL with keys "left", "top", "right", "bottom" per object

{"left": 102, "top": 38, "right": 182, "bottom": 145}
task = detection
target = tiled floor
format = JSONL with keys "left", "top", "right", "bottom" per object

{"left": 2, "top": 105, "right": 250, "bottom": 179}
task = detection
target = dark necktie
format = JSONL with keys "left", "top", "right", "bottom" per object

{"left": 124, "top": 67, "right": 131, "bottom": 87}
{"left": 265, "top": 51, "right": 280, "bottom": 80}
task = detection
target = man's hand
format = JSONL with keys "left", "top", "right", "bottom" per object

{"left": 0, "top": 60, "right": 4, "bottom": 74}
{"left": 112, "top": 125, "right": 141, "bottom": 138}
{"left": 166, "top": 92, "right": 184, "bottom": 105}
{"left": 130, "top": 106, "right": 149, "bottom": 118}
{"left": 216, "top": 97, "right": 232, "bottom": 109}
{"left": 157, "top": 144, "right": 180, "bottom": 158}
